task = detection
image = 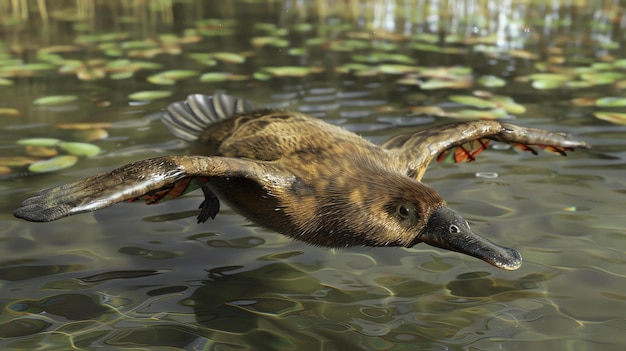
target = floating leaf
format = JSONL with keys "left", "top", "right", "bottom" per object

{"left": 0, "top": 78, "right": 14, "bottom": 86}
{"left": 528, "top": 73, "right": 571, "bottom": 81}
{"left": 59, "top": 142, "right": 101, "bottom": 157}
{"left": 293, "top": 23, "right": 313, "bottom": 32}
{"left": 531, "top": 80, "right": 563, "bottom": 90}
{"left": 378, "top": 64, "right": 418, "bottom": 74}
{"left": 56, "top": 122, "right": 112, "bottom": 130}
{"left": 478, "top": 75, "right": 506, "bottom": 88}
{"left": 570, "top": 97, "right": 597, "bottom": 107}
{"left": 128, "top": 90, "right": 172, "bottom": 100}
{"left": 147, "top": 74, "right": 175, "bottom": 85}
{"left": 419, "top": 76, "right": 473, "bottom": 90}
{"left": 490, "top": 95, "right": 527, "bottom": 114}
{"left": 407, "top": 106, "right": 446, "bottom": 116}
{"left": 593, "top": 112, "right": 626, "bottom": 125}
{"left": 28, "top": 155, "right": 78, "bottom": 173}
{"left": 253, "top": 72, "right": 271, "bottom": 80}
{"left": 199, "top": 72, "right": 231, "bottom": 82}
{"left": 25, "top": 146, "right": 58, "bottom": 157}
{"left": 564, "top": 80, "right": 595, "bottom": 88}
{"left": 457, "top": 108, "right": 508, "bottom": 119}
{"left": 595, "top": 97, "right": 626, "bottom": 107}
{"left": 158, "top": 70, "right": 199, "bottom": 80}
{"left": 33, "top": 95, "right": 78, "bottom": 106}
{"left": 17, "top": 138, "right": 62, "bottom": 147}
{"left": 0, "top": 156, "right": 42, "bottom": 167}
{"left": 288, "top": 48, "right": 307, "bottom": 56}
{"left": 212, "top": 52, "right": 245, "bottom": 64}
{"left": 0, "top": 107, "right": 20, "bottom": 116}
{"left": 72, "top": 129, "right": 108, "bottom": 142}
{"left": 110, "top": 72, "right": 134, "bottom": 80}
{"left": 263, "top": 66, "right": 312, "bottom": 77}
{"left": 449, "top": 95, "right": 497, "bottom": 108}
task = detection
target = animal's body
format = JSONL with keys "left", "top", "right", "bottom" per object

{"left": 14, "top": 94, "right": 591, "bottom": 270}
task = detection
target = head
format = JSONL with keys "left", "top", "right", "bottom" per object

{"left": 326, "top": 172, "right": 522, "bottom": 270}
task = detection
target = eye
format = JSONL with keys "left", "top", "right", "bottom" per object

{"left": 398, "top": 205, "right": 412, "bottom": 218}
{"left": 449, "top": 224, "right": 459, "bottom": 234}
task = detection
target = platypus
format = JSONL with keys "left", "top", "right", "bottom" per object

{"left": 13, "top": 94, "right": 591, "bottom": 270}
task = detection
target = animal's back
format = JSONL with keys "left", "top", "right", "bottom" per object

{"left": 165, "top": 94, "right": 383, "bottom": 164}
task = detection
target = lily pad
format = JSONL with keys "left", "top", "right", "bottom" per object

{"left": 158, "top": 70, "right": 200, "bottom": 80}
{"left": 56, "top": 122, "right": 113, "bottom": 130}
{"left": 128, "top": 90, "right": 172, "bottom": 101}
{"left": 59, "top": 142, "right": 101, "bottom": 157}
{"left": 200, "top": 72, "right": 231, "bottom": 82}
{"left": 490, "top": 95, "right": 527, "bottom": 114}
{"left": 378, "top": 64, "right": 419, "bottom": 74}
{"left": 213, "top": 52, "right": 245, "bottom": 64}
{"left": 420, "top": 77, "right": 473, "bottom": 90}
{"left": 595, "top": 97, "right": 626, "bottom": 107}
{"left": 478, "top": 75, "right": 506, "bottom": 88}
{"left": 449, "top": 95, "right": 497, "bottom": 109}
{"left": 532, "top": 79, "right": 563, "bottom": 90}
{"left": 17, "top": 138, "right": 62, "bottom": 147}
{"left": 34, "top": 95, "right": 78, "bottom": 106}
{"left": 263, "top": 66, "right": 313, "bottom": 77}
{"left": 593, "top": 112, "right": 626, "bottom": 125}
{"left": 0, "top": 107, "right": 20, "bottom": 116}
{"left": 28, "top": 155, "right": 78, "bottom": 173}
{"left": 25, "top": 146, "right": 58, "bottom": 157}
{"left": 72, "top": 129, "right": 108, "bottom": 142}
{"left": 0, "top": 156, "right": 42, "bottom": 167}
{"left": 457, "top": 108, "right": 508, "bottom": 119}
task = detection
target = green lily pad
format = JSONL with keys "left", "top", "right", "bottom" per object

{"left": 0, "top": 78, "right": 15, "bottom": 86}
{"left": 34, "top": 95, "right": 78, "bottom": 106}
{"left": 253, "top": 72, "right": 272, "bottom": 81}
{"left": 158, "top": 70, "right": 200, "bottom": 80}
{"left": 263, "top": 66, "right": 312, "bottom": 77}
{"left": 593, "top": 112, "right": 626, "bottom": 125}
{"left": 449, "top": 95, "right": 497, "bottom": 108}
{"left": 199, "top": 72, "right": 231, "bottom": 82}
{"left": 457, "top": 108, "right": 508, "bottom": 119}
{"left": 128, "top": 90, "right": 172, "bottom": 100}
{"left": 59, "top": 142, "right": 101, "bottom": 157}
{"left": 378, "top": 64, "right": 419, "bottom": 74}
{"left": 528, "top": 73, "right": 571, "bottom": 81}
{"left": 420, "top": 78, "right": 472, "bottom": 90}
{"left": 17, "top": 138, "right": 62, "bottom": 147}
{"left": 531, "top": 79, "right": 563, "bottom": 90}
{"left": 213, "top": 52, "right": 245, "bottom": 64}
{"left": 28, "top": 155, "right": 78, "bottom": 173}
{"left": 595, "top": 97, "right": 626, "bottom": 107}
{"left": 478, "top": 75, "right": 506, "bottom": 88}
{"left": 490, "top": 95, "right": 527, "bottom": 114}
{"left": 292, "top": 23, "right": 313, "bottom": 32}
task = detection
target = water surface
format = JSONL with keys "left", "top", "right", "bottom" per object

{"left": 0, "top": 1, "right": 624, "bottom": 350}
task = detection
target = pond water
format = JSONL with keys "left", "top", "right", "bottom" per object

{"left": 0, "top": 1, "right": 624, "bottom": 350}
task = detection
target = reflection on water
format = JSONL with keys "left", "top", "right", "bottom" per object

{"left": 0, "top": 1, "right": 625, "bottom": 350}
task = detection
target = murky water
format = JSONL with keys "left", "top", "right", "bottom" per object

{"left": 0, "top": 1, "right": 624, "bottom": 350}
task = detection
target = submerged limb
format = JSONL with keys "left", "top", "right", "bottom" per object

{"left": 197, "top": 184, "right": 220, "bottom": 223}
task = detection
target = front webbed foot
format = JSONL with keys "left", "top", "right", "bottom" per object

{"left": 198, "top": 185, "right": 220, "bottom": 223}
